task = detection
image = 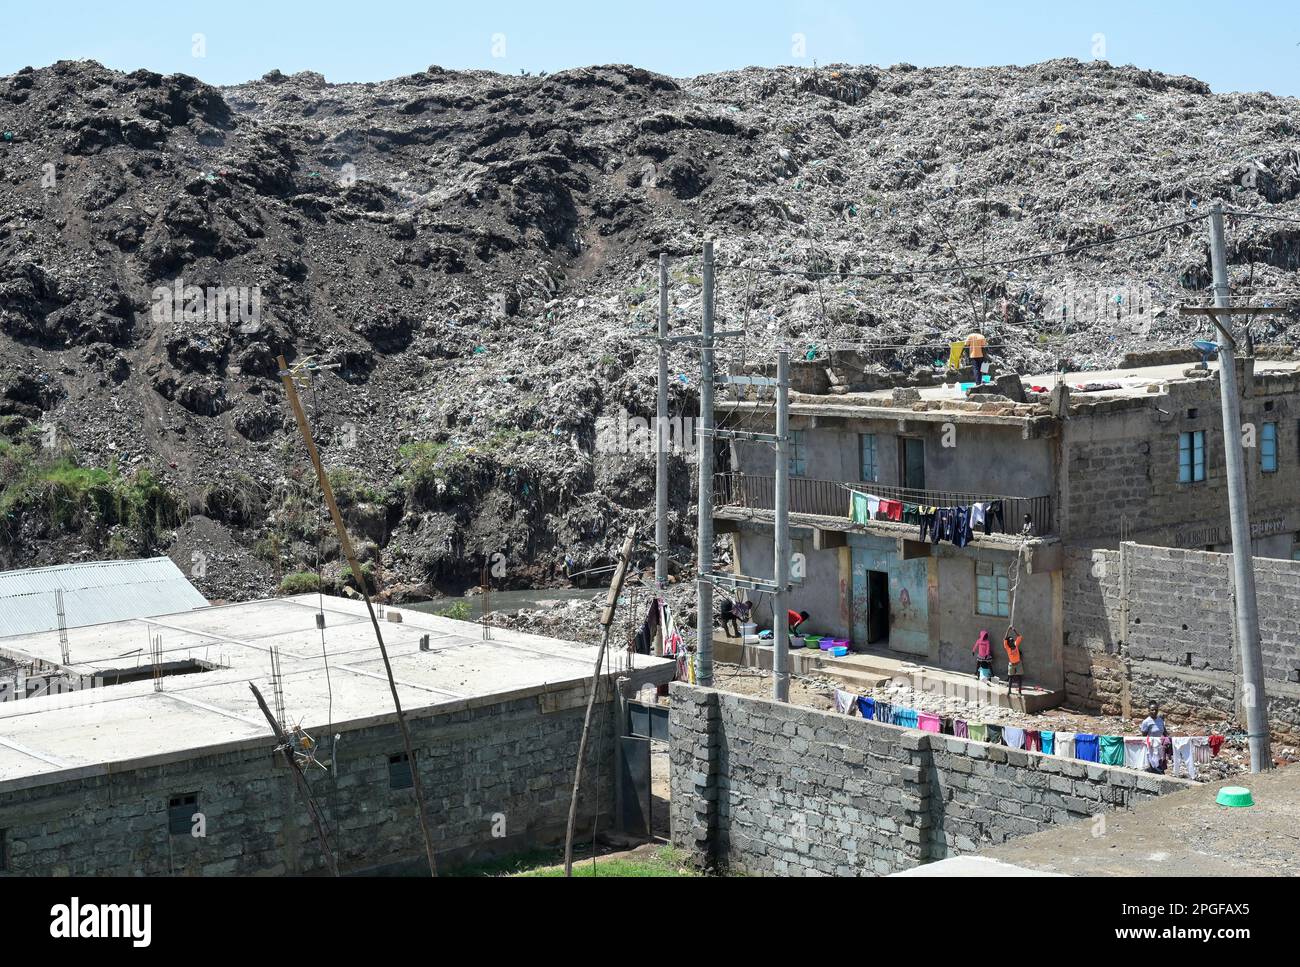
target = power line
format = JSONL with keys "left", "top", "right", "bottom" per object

{"left": 718, "top": 212, "right": 1210, "bottom": 281}
{"left": 1224, "top": 208, "right": 1300, "bottom": 226}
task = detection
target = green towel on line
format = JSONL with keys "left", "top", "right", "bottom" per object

{"left": 1099, "top": 735, "right": 1125, "bottom": 765}
{"left": 849, "top": 491, "right": 872, "bottom": 524}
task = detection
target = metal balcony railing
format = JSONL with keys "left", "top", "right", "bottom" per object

{"left": 714, "top": 472, "right": 1054, "bottom": 537}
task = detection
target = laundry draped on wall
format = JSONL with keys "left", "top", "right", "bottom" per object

{"left": 832, "top": 693, "right": 1221, "bottom": 779}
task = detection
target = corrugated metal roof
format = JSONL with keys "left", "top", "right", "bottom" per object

{"left": 0, "top": 557, "right": 209, "bottom": 639}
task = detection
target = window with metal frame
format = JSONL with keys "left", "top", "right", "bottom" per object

{"left": 788, "top": 429, "right": 807, "bottom": 477}
{"left": 167, "top": 793, "right": 198, "bottom": 836}
{"left": 975, "top": 561, "right": 1010, "bottom": 617}
{"left": 388, "top": 753, "right": 413, "bottom": 790}
{"left": 859, "top": 433, "right": 878, "bottom": 482}
{"left": 1261, "top": 422, "right": 1278, "bottom": 473}
{"left": 1179, "top": 430, "right": 1205, "bottom": 483}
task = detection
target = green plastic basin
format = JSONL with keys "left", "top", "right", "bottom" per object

{"left": 1215, "top": 786, "right": 1254, "bottom": 808}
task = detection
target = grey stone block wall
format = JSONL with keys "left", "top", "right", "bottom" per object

{"left": 1061, "top": 542, "right": 1300, "bottom": 743}
{"left": 0, "top": 685, "right": 615, "bottom": 876}
{"left": 669, "top": 683, "right": 1190, "bottom": 876}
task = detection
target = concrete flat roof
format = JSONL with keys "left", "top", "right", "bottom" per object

{"left": 719, "top": 358, "right": 1300, "bottom": 424}
{"left": 0, "top": 595, "right": 674, "bottom": 791}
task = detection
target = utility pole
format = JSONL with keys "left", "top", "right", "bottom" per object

{"left": 656, "top": 253, "right": 670, "bottom": 595}
{"left": 277, "top": 356, "right": 442, "bottom": 872}
{"left": 249, "top": 682, "right": 340, "bottom": 876}
{"left": 772, "top": 351, "right": 791, "bottom": 702}
{"left": 696, "top": 240, "right": 715, "bottom": 686}
{"left": 564, "top": 525, "right": 636, "bottom": 876}
{"left": 1206, "top": 201, "right": 1272, "bottom": 773}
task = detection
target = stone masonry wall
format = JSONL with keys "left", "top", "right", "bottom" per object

{"left": 0, "top": 684, "right": 614, "bottom": 876}
{"left": 670, "top": 683, "right": 1190, "bottom": 876}
{"left": 1062, "top": 371, "right": 1300, "bottom": 547}
{"left": 1062, "top": 542, "right": 1300, "bottom": 744}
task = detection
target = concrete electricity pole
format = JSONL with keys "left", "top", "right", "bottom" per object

{"left": 696, "top": 240, "right": 715, "bottom": 686}
{"left": 656, "top": 253, "right": 669, "bottom": 593}
{"left": 1207, "top": 200, "right": 1272, "bottom": 773}
{"left": 772, "top": 350, "right": 791, "bottom": 702}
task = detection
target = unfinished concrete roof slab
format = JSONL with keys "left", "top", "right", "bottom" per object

{"left": 0, "top": 594, "right": 674, "bottom": 790}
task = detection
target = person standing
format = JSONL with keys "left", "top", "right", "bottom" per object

{"left": 971, "top": 629, "right": 993, "bottom": 681}
{"left": 1003, "top": 627, "right": 1024, "bottom": 696}
{"left": 965, "top": 331, "right": 988, "bottom": 384}
{"left": 1140, "top": 701, "right": 1168, "bottom": 773}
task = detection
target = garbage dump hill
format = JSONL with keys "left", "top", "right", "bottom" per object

{"left": 2, "top": 58, "right": 1299, "bottom": 600}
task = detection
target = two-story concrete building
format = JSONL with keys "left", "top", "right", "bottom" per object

{"left": 714, "top": 353, "right": 1300, "bottom": 692}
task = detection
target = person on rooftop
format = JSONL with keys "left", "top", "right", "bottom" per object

{"left": 964, "top": 330, "right": 988, "bottom": 384}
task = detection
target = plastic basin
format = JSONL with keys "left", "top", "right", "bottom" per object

{"left": 1215, "top": 786, "right": 1254, "bottom": 807}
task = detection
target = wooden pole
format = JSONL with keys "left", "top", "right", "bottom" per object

{"left": 277, "top": 356, "right": 439, "bottom": 876}
{"left": 563, "top": 525, "right": 637, "bottom": 877}
{"left": 249, "top": 682, "right": 339, "bottom": 877}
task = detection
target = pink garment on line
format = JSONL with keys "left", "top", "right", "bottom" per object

{"left": 917, "top": 712, "right": 941, "bottom": 733}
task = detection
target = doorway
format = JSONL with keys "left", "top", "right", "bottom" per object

{"left": 900, "top": 437, "right": 926, "bottom": 491}
{"left": 866, "top": 570, "right": 889, "bottom": 644}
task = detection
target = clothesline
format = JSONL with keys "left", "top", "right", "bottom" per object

{"left": 845, "top": 487, "right": 1013, "bottom": 545}
{"left": 832, "top": 689, "right": 1224, "bottom": 780}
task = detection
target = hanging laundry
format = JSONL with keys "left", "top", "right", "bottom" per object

{"left": 1209, "top": 734, "right": 1225, "bottom": 756}
{"left": 902, "top": 503, "right": 921, "bottom": 525}
{"left": 891, "top": 706, "right": 918, "bottom": 729}
{"left": 834, "top": 688, "right": 859, "bottom": 716}
{"left": 1040, "top": 730, "right": 1055, "bottom": 755}
{"left": 1002, "top": 726, "right": 1025, "bottom": 750}
{"left": 1171, "top": 737, "right": 1198, "bottom": 779}
{"left": 856, "top": 696, "right": 876, "bottom": 720}
{"left": 1074, "top": 733, "right": 1100, "bottom": 762}
{"left": 983, "top": 500, "right": 1006, "bottom": 535}
{"left": 1192, "top": 736, "right": 1212, "bottom": 765}
{"left": 1099, "top": 735, "right": 1125, "bottom": 765}
{"left": 952, "top": 505, "right": 973, "bottom": 547}
{"left": 1024, "top": 730, "right": 1041, "bottom": 752}
{"left": 662, "top": 604, "right": 683, "bottom": 656}
{"left": 1122, "top": 737, "right": 1147, "bottom": 770}
{"left": 970, "top": 502, "right": 987, "bottom": 530}
{"left": 938, "top": 508, "right": 955, "bottom": 543}
{"left": 985, "top": 723, "right": 1004, "bottom": 745}
{"left": 880, "top": 498, "right": 903, "bottom": 522}
{"left": 917, "top": 712, "right": 941, "bottom": 733}
{"left": 634, "top": 597, "right": 661, "bottom": 655}
{"left": 954, "top": 719, "right": 969, "bottom": 739}
{"left": 875, "top": 701, "right": 893, "bottom": 723}
{"left": 867, "top": 495, "right": 882, "bottom": 518}
{"left": 1056, "top": 732, "right": 1076, "bottom": 758}
{"left": 1146, "top": 737, "right": 1167, "bottom": 772}
{"left": 967, "top": 722, "right": 988, "bottom": 742}
{"left": 849, "top": 491, "right": 872, "bottom": 524}
{"left": 940, "top": 717, "right": 955, "bottom": 736}
{"left": 919, "top": 506, "right": 937, "bottom": 542}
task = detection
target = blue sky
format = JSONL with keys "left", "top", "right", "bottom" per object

{"left": 2, "top": 1, "right": 1299, "bottom": 95}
